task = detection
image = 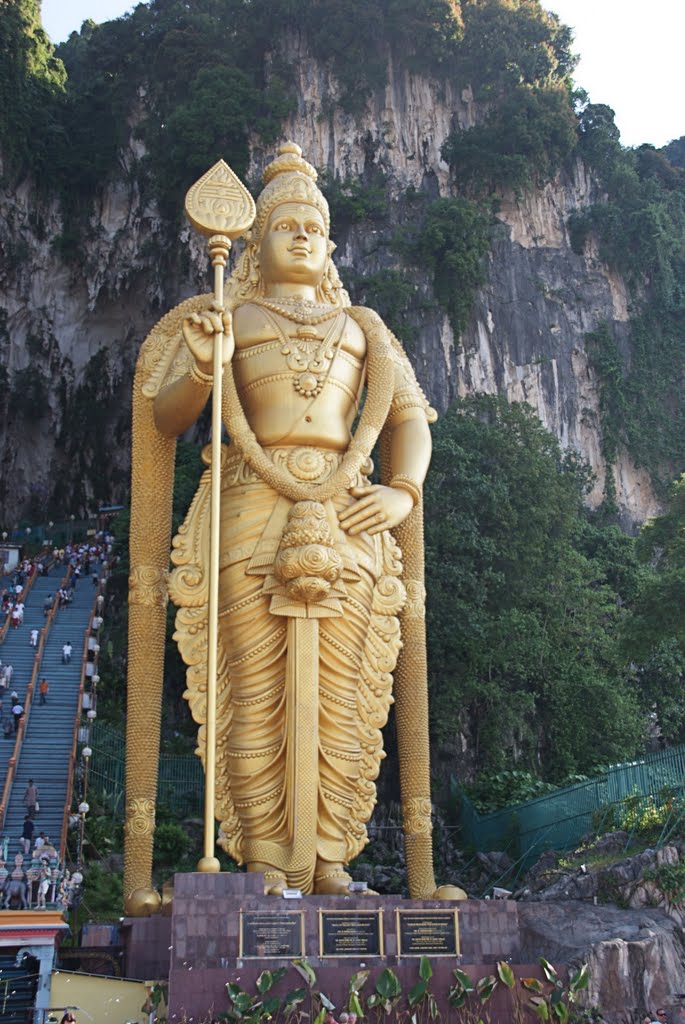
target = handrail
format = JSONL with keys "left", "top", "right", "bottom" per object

{"left": 0, "top": 565, "right": 70, "bottom": 831}
{"left": 60, "top": 581, "right": 102, "bottom": 864}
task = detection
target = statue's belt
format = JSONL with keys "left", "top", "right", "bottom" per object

{"left": 202, "top": 442, "right": 374, "bottom": 491}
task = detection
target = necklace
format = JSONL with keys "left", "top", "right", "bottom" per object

{"left": 253, "top": 296, "right": 343, "bottom": 325}
{"left": 261, "top": 309, "right": 345, "bottom": 398}
{"left": 221, "top": 305, "right": 395, "bottom": 505}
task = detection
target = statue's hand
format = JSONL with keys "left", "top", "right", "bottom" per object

{"left": 182, "top": 302, "right": 234, "bottom": 375}
{"left": 339, "top": 485, "right": 413, "bottom": 536}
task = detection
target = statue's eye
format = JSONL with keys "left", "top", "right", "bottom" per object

{"left": 308, "top": 223, "right": 323, "bottom": 235}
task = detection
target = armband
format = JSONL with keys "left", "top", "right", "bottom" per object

{"left": 188, "top": 361, "right": 214, "bottom": 387}
{"left": 389, "top": 475, "right": 422, "bottom": 507}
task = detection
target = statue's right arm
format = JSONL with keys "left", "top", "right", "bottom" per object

{"left": 152, "top": 305, "right": 234, "bottom": 437}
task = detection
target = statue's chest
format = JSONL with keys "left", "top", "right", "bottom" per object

{"left": 233, "top": 315, "right": 366, "bottom": 399}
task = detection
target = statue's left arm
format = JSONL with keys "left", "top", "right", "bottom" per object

{"left": 339, "top": 321, "right": 435, "bottom": 537}
{"left": 338, "top": 411, "right": 432, "bottom": 535}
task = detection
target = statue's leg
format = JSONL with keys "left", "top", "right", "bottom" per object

{"left": 314, "top": 550, "right": 376, "bottom": 895}
{"left": 217, "top": 484, "right": 295, "bottom": 885}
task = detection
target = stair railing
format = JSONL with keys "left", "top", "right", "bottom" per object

{"left": 0, "top": 565, "right": 71, "bottom": 832}
{"left": 0, "top": 561, "right": 40, "bottom": 643}
{"left": 60, "top": 583, "right": 102, "bottom": 864}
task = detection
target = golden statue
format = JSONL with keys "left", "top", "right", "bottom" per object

{"left": 124, "top": 144, "right": 460, "bottom": 914}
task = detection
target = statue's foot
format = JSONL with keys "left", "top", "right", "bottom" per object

{"left": 313, "top": 860, "right": 377, "bottom": 895}
{"left": 313, "top": 868, "right": 354, "bottom": 895}
{"left": 263, "top": 871, "right": 288, "bottom": 896}
{"left": 248, "top": 862, "right": 288, "bottom": 896}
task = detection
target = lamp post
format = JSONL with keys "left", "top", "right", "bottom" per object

{"left": 77, "top": 801, "right": 89, "bottom": 870}
{"left": 69, "top": 514, "right": 75, "bottom": 544}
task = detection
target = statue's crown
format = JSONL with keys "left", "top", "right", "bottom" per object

{"left": 262, "top": 142, "right": 318, "bottom": 186}
{"left": 253, "top": 142, "right": 329, "bottom": 238}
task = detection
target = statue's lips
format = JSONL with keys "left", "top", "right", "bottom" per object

{"left": 289, "top": 246, "right": 312, "bottom": 257}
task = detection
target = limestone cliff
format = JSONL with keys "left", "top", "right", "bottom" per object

{"left": 0, "top": 43, "right": 660, "bottom": 526}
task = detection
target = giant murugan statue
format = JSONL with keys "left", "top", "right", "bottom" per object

{"left": 124, "top": 143, "right": 455, "bottom": 914}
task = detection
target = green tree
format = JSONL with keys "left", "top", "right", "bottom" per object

{"left": 415, "top": 197, "right": 491, "bottom": 335}
{"left": 442, "top": 84, "right": 578, "bottom": 194}
{"left": 621, "top": 476, "right": 685, "bottom": 743}
{"left": 0, "top": 0, "right": 66, "bottom": 178}
{"left": 425, "top": 396, "right": 643, "bottom": 781}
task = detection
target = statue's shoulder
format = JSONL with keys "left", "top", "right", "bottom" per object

{"left": 348, "top": 306, "right": 411, "bottom": 360}
{"left": 136, "top": 293, "right": 212, "bottom": 399}
{"left": 347, "top": 307, "right": 438, "bottom": 425}
{"left": 232, "top": 300, "right": 264, "bottom": 337}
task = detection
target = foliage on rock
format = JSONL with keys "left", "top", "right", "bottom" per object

{"left": 425, "top": 396, "right": 645, "bottom": 781}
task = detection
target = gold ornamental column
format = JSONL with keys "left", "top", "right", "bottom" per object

{"left": 124, "top": 394, "right": 175, "bottom": 916}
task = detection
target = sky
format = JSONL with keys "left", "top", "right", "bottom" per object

{"left": 41, "top": 0, "right": 684, "bottom": 149}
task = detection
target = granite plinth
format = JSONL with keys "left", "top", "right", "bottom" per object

{"left": 141, "top": 873, "right": 526, "bottom": 1021}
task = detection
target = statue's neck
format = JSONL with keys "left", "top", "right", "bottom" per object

{"left": 263, "top": 283, "right": 319, "bottom": 302}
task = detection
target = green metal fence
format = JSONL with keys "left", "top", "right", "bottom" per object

{"left": 459, "top": 744, "right": 685, "bottom": 864}
{"left": 89, "top": 721, "right": 204, "bottom": 818}
{"left": 89, "top": 720, "right": 685, "bottom": 862}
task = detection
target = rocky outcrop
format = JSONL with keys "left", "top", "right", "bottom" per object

{"left": 519, "top": 901, "right": 685, "bottom": 1019}
{"left": 0, "top": 40, "right": 659, "bottom": 524}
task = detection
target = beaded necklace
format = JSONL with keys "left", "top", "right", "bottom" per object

{"left": 259, "top": 308, "right": 345, "bottom": 398}
{"left": 251, "top": 296, "right": 343, "bottom": 325}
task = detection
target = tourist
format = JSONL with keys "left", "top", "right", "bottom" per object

{"left": 30, "top": 627, "right": 38, "bottom": 647}
{"left": 23, "top": 779, "right": 38, "bottom": 817}
{"left": 62, "top": 642, "right": 72, "bottom": 664}
{"left": 43, "top": 594, "right": 52, "bottom": 617}
{"left": 39, "top": 678, "right": 49, "bottom": 705}
{"left": 652, "top": 1010, "right": 669, "bottom": 1024}
{"left": 12, "top": 700, "right": 24, "bottom": 734}
{"left": 20, "top": 816, "right": 34, "bottom": 856}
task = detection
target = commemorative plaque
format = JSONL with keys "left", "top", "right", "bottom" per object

{"left": 239, "top": 911, "right": 305, "bottom": 958}
{"left": 319, "top": 909, "right": 383, "bottom": 957}
{"left": 396, "top": 910, "right": 460, "bottom": 957}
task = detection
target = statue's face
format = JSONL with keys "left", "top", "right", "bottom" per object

{"left": 259, "top": 202, "right": 328, "bottom": 287}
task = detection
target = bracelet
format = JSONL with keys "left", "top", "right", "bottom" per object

{"left": 188, "top": 361, "right": 214, "bottom": 387}
{"left": 389, "top": 474, "right": 422, "bottom": 507}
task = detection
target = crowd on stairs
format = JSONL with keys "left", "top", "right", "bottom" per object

{"left": 0, "top": 531, "right": 114, "bottom": 911}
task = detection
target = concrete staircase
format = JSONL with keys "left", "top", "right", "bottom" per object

{"left": 1, "top": 568, "right": 98, "bottom": 860}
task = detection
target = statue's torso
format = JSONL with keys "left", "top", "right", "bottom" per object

{"left": 232, "top": 302, "right": 366, "bottom": 451}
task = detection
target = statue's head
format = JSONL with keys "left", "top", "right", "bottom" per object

{"left": 253, "top": 143, "right": 330, "bottom": 240}
{"left": 229, "top": 143, "right": 349, "bottom": 307}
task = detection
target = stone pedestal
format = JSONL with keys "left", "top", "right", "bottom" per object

{"left": 125, "top": 873, "right": 524, "bottom": 1020}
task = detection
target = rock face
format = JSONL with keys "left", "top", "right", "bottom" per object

{"left": 510, "top": 839, "right": 685, "bottom": 1019}
{"left": 0, "top": 41, "right": 660, "bottom": 525}
{"left": 519, "top": 901, "right": 685, "bottom": 1020}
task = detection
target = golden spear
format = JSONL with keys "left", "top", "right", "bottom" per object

{"left": 184, "top": 161, "right": 255, "bottom": 871}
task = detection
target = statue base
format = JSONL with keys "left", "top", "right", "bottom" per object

{"left": 122, "top": 872, "right": 539, "bottom": 1020}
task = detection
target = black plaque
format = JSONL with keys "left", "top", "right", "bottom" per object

{"left": 320, "top": 910, "right": 383, "bottom": 958}
{"left": 397, "top": 910, "right": 459, "bottom": 957}
{"left": 240, "top": 911, "right": 304, "bottom": 958}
